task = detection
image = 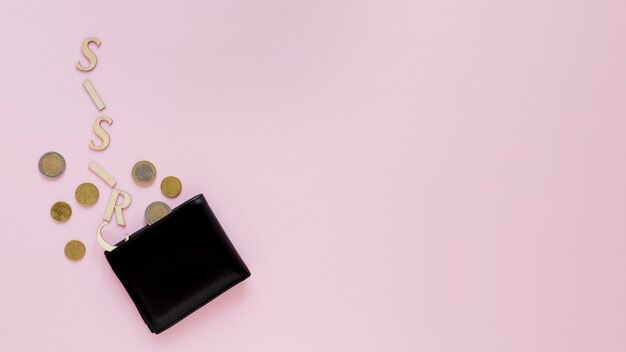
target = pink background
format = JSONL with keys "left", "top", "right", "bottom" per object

{"left": 1, "top": 0, "right": 626, "bottom": 351}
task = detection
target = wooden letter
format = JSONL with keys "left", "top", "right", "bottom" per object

{"left": 89, "top": 117, "right": 113, "bottom": 151}
{"left": 76, "top": 38, "right": 101, "bottom": 72}
{"left": 103, "top": 189, "right": 132, "bottom": 227}
{"left": 88, "top": 161, "right": 117, "bottom": 188}
{"left": 83, "top": 80, "right": 106, "bottom": 111}
{"left": 96, "top": 220, "right": 129, "bottom": 252}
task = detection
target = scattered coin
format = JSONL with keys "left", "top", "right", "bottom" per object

{"left": 38, "top": 151, "right": 66, "bottom": 179}
{"left": 50, "top": 201, "right": 72, "bottom": 222}
{"left": 161, "top": 176, "right": 182, "bottom": 198}
{"left": 75, "top": 182, "right": 99, "bottom": 207}
{"left": 132, "top": 160, "right": 157, "bottom": 186}
{"left": 145, "top": 201, "right": 171, "bottom": 225}
{"left": 64, "top": 240, "right": 86, "bottom": 261}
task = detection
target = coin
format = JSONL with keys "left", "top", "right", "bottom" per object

{"left": 64, "top": 240, "right": 86, "bottom": 261}
{"left": 145, "top": 201, "right": 171, "bottom": 225}
{"left": 75, "top": 182, "right": 99, "bottom": 206}
{"left": 50, "top": 201, "right": 72, "bottom": 222}
{"left": 38, "top": 151, "right": 66, "bottom": 179}
{"left": 160, "top": 176, "right": 182, "bottom": 198}
{"left": 132, "top": 160, "right": 157, "bottom": 186}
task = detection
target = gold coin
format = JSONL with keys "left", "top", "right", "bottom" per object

{"left": 64, "top": 240, "right": 86, "bottom": 261}
{"left": 132, "top": 160, "right": 157, "bottom": 186}
{"left": 38, "top": 151, "right": 66, "bottom": 179}
{"left": 50, "top": 201, "right": 72, "bottom": 222}
{"left": 160, "top": 176, "right": 182, "bottom": 198}
{"left": 75, "top": 182, "right": 99, "bottom": 207}
{"left": 145, "top": 201, "right": 171, "bottom": 225}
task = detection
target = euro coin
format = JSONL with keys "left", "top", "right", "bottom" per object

{"left": 145, "top": 201, "right": 171, "bottom": 225}
{"left": 75, "top": 182, "right": 99, "bottom": 206}
{"left": 160, "top": 176, "right": 182, "bottom": 198}
{"left": 132, "top": 160, "right": 157, "bottom": 186}
{"left": 38, "top": 151, "right": 66, "bottom": 179}
{"left": 64, "top": 240, "right": 86, "bottom": 261}
{"left": 51, "top": 201, "right": 72, "bottom": 222}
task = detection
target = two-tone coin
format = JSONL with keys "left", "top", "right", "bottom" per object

{"left": 75, "top": 182, "right": 99, "bottom": 206}
{"left": 145, "top": 201, "right": 171, "bottom": 225}
{"left": 50, "top": 201, "right": 72, "bottom": 222}
{"left": 38, "top": 151, "right": 66, "bottom": 179}
{"left": 132, "top": 160, "right": 157, "bottom": 186}
{"left": 64, "top": 240, "right": 86, "bottom": 260}
{"left": 160, "top": 176, "right": 182, "bottom": 198}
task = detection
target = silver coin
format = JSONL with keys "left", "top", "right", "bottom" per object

{"left": 132, "top": 160, "right": 157, "bottom": 185}
{"left": 145, "top": 201, "right": 171, "bottom": 225}
{"left": 38, "top": 151, "right": 66, "bottom": 178}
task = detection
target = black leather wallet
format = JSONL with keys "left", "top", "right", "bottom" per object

{"left": 104, "top": 194, "right": 250, "bottom": 334}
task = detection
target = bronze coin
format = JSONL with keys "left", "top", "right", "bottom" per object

{"left": 75, "top": 182, "right": 99, "bottom": 207}
{"left": 50, "top": 201, "right": 72, "bottom": 223}
{"left": 64, "top": 240, "right": 86, "bottom": 261}
{"left": 160, "top": 176, "right": 182, "bottom": 198}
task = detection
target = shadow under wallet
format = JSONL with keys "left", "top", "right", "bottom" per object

{"left": 104, "top": 194, "right": 251, "bottom": 334}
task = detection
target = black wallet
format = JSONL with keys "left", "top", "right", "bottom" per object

{"left": 104, "top": 194, "right": 251, "bottom": 334}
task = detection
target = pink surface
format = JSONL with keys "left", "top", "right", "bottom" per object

{"left": 1, "top": 0, "right": 626, "bottom": 351}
